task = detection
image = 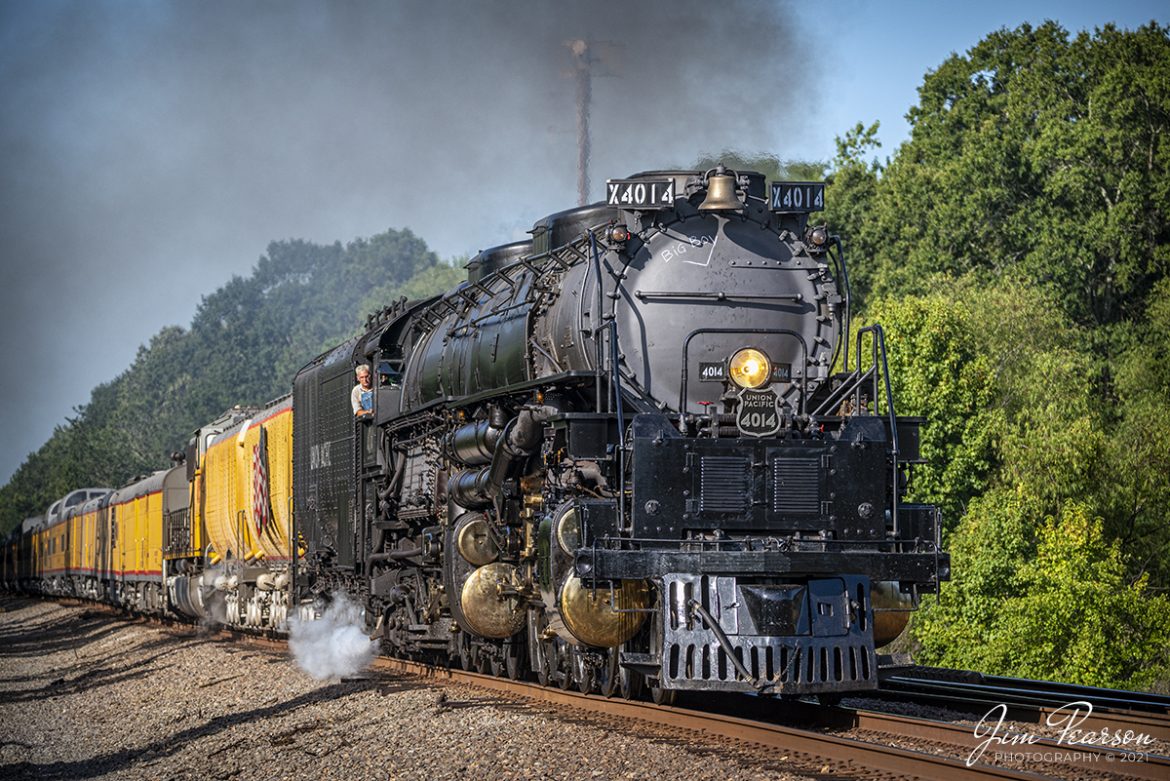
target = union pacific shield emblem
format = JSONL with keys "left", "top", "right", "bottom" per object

{"left": 736, "top": 388, "right": 782, "bottom": 438}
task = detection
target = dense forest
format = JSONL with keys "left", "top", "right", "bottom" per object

{"left": 0, "top": 230, "right": 464, "bottom": 534}
{"left": 829, "top": 21, "right": 1170, "bottom": 690}
{"left": 2, "top": 21, "right": 1167, "bottom": 689}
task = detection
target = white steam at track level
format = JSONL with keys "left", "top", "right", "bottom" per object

{"left": 288, "top": 593, "right": 378, "bottom": 680}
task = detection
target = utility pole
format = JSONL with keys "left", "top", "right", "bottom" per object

{"left": 568, "top": 39, "right": 591, "bottom": 207}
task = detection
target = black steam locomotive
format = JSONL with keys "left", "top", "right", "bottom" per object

{"left": 292, "top": 167, "right": 949, "bottom": 701}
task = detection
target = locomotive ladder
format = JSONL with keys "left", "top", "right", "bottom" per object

{"left": 809, "top": 324, "right": 903, "bottom": 537}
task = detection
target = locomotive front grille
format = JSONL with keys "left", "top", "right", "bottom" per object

{"left": 659, "top": 573, "right": 877, "bottom": 694}
{"left": 699, "top": 456, "right": 751, "bottom": 514}
{"left": 772, "top": 458, "right": 820, "bottom": 515}
{"left": 664, "top": 638, "right": 874, "bottom": 691}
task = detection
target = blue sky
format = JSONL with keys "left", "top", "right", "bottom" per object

{"left": 808, "top": 1, "right": 1165, "bottom": 160}
{"left": 0, "top": 1, "right": 1165, "bottom": 488}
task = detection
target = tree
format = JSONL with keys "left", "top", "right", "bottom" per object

{"left": 916, "top": 499, "right": 1170, "bottom": 689}
{"left": 357, "top": 259, "right": 466, "bottom": 322}
{"left": 1096, "top": 277, "right": 1170, "bottom": 585}
{"left": 822, "top": 122, "right": 884, "bottom": 299}
{"left": 0, "top": 227, "right": 446, "bottom": 534}
{"left": 860, "top": 290, "right": 999, "bottom": 525}
{"left": 857, "top": 22, "right": 1170, "bottom": 329}
{"left": 862, "top": 276, "right": 1170, "bottom": 686}
{"left": 821, "top": 26, "right": 1170, "bottom": 683}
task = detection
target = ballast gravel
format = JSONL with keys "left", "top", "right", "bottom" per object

{"left": 0, "top": 597, "right": 817, "bottom": 781}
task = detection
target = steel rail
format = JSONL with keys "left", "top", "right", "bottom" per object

{"left": 886, "top": 670, "right": 1170, "bottom": 713}
{"left": 875, "top": 679, "right": 1170, "bottom": 743}
{"left": 833, "top": 706, "right": 1169, "bottom": 781}
{"left": 680, "top": 693, "right": 1168, "bottom": 781}
{"left": 369, "top": 656, "right": 1061, "bottom": 781}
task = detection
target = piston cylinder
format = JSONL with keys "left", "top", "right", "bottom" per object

{"left": 446, "top": 420, "right": 502, "bottom": 466}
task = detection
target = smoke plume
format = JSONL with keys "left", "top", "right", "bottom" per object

{"left": 0, "top": 0, "right": 815, "bottom": 485}
{"left": 288, "top": 592, "right": 379, "bottom": 680}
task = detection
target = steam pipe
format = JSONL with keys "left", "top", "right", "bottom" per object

{"left": 378, "top": 448, "right": 407, "bottom": 501}
{"left": 446, "top": 420, "right": 503, "bottom": 466}
{"left": 607, "top": 319, "right": 627, "bottom": 531}
{"left": 449, "top": 406, "right": 556, "bottom": 509}
{"left": 833, "top": 236, "right": 852, "bottom": 372}
{"left": 590, "top": 231, "right": 605, "bottom": 413}
{"left": 368, "top": 547, "right": 424, "bottom": 563}
{"left": 372, "top": 447, "right": 408, "bottom": 554}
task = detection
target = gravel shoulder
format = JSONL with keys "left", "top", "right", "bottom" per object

{"left": 0, "top": 596, "right": 816, "bottom": 781}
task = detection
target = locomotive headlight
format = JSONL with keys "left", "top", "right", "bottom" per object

{"left": 729, "top": 348, "right": 771, "bottom": 389}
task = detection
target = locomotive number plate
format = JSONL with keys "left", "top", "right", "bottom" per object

{"left": 698, "top": 361, "right": 726, "bottom": 382}
{"left": 770, "top": 182, "right": 825, "bottom": 213}
{"left": 736, "top": 388, "right": 783, "bottom": 438}
{"left": 606, "top": 178, "right": 675, "bottom": 208}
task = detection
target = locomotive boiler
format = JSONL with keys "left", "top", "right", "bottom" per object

{"left": 292, "top": 166, "right": 950, "bottom": 699}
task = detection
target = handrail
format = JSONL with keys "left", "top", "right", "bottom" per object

{"left": 605, "top": 320, "right": 629, "bottom": 533}
{"left": 830, "top": 237, "right": 852, "bottom": 372}
{"left": 809, "top": 365, "right": 876, "bottom": 418}
{"left": 854, "top": 324, "right": 900, "bottom": 535}
{"left": 589, "top": 230, "right": 606, "bottom": 413}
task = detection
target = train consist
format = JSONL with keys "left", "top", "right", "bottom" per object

{"left": 2, "top": 167, "right": 949, "bottom": 701}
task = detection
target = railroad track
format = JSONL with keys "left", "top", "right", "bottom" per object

{"left": 46, "top": 599, "right": 1170, "bottom": 781}
{"left": 367, "top": 655, "right": 1169, "bottom": 781}
{"left": 874, "top": 666, "right": 1170, "bottom": 742}
{"left": 757, "top": 700, "right": 1170, "bottom": 781}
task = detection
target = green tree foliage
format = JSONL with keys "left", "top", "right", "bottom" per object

{"left": 836, "top": 22, "right": 1169, "bottom": 328}
{"left": 917, "top": 498, "right": 1170, "bottom": 689}
{"left": 357, "top": 258, "right": 466, "bottom": 323}
{"left": 911, "top": 490, "right": 1039, "bottom": 661}
{"left": 0, "top": 228, "right": 455, "bottom": 534}
{"left": 863, "top": 279, "right": 1105, "bottom": 522}
{"left": 876, "top": 279, "right": 1170, "bottom": 687}
{"left": 815, "top": 22, "right": 1170, "bottom": 688}
{"left": 860, "top": 291, "right": 999, "bottom": 526}
{"left": 1000, "top": 506, "right": 1170, "bottom": 689}
{"left": 1097, "top": 277, "right": 1170, "bottom": 584}
{"left": 822, "top": 122, "right": 883, "bottom": 293}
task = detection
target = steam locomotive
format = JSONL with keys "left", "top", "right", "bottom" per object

{"left": 292, "top": 166, "right": 949, "bottom": 700}
{"left": 2, "top": 166, "right": 949, "bottom": 702}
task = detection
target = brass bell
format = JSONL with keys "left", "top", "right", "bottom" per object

{"left": 698, "top": 166, "right": 743, "bottom": 212}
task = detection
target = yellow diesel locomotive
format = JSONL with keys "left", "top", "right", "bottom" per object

{"left": 4, "top": 394, "right": 294, "bottom": 633}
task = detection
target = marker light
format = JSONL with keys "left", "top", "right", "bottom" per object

{"left": 729, "top": 348, "right": 771, "bottom": 389}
